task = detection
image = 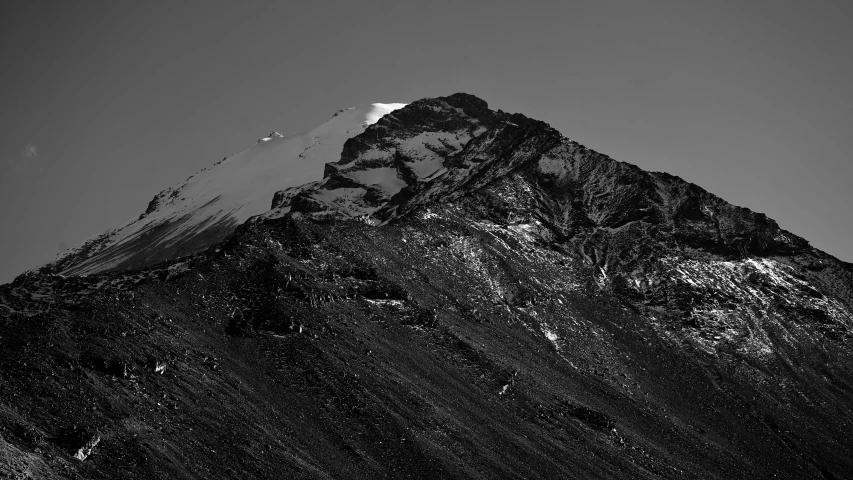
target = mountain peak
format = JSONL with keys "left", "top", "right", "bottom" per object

{"left": 265, "top": 93, "right": 515, "bottom": 220}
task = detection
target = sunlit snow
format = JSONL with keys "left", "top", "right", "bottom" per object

{"left": 53, "top": 102, "right": 406, "bottom": 276}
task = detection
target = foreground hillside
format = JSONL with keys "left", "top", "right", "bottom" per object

{"left": 2, "top": 94, "right": 852, "bottom": 479}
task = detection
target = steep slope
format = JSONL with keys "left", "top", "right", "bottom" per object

{"left": 2, "top": 94, "right": 852, "bottom": 479}
{"left": 42, "top": 103, "right": 405, "bottom": 277}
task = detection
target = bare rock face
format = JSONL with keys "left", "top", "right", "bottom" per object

{"left": 1, "top": 94, "right": 852, "bottom": 479}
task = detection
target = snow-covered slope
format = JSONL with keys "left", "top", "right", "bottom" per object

{"left": 44, "top": 103, "right": 406, "bottom": 276}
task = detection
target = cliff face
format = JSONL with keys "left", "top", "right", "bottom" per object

{"left": 2, "top": 94, "right": 852, "bottom": 479}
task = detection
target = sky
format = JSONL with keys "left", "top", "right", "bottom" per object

{"left": 1, "top": 0, "right": 851, "bottom": 284}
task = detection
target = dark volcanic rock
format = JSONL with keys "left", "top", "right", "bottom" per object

{"left": 1, "top": 94, "right": 852, "bottom": 479}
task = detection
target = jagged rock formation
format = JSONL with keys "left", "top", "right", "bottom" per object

{"left": 1, "top": 94, "right": 852, "bottom": 479}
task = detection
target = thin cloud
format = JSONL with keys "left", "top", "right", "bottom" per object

{"left": 7, "top": 144, "right": 40, "bottom": 174}
{"left": 22, "top": 144, "right": 38, "bottom": 158}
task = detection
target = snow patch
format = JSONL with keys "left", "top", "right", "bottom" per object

{"left": 364, "top": 103, "right": 407, "bottom": 126}
{"left": 347, "top": 167, "right": 407, "bottom": 196}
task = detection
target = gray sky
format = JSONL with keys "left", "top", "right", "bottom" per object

{"left": 1, "top": 0, "right": 851, "bottom": 284}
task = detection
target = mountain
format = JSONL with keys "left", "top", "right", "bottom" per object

{"left": 2, "top": 94, "right": 852, "bottom": 479}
